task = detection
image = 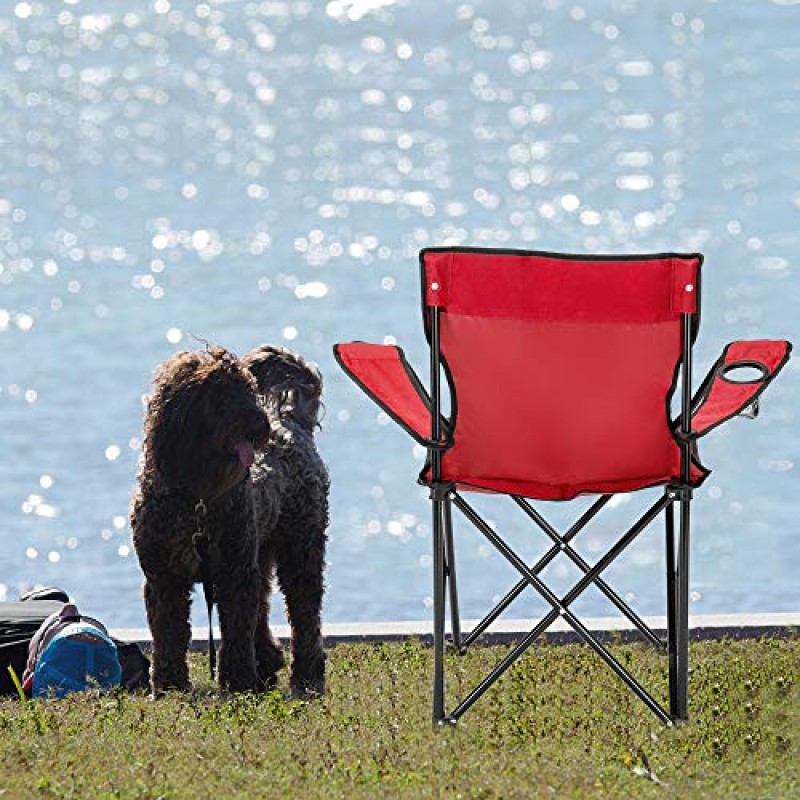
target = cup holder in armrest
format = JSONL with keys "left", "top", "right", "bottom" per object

{"left": 719, "top": 361, "right": 769, "bottom": 384}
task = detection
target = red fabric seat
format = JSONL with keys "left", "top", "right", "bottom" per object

{"left": 431, "top": 313, "right": 707, "bottom": 498}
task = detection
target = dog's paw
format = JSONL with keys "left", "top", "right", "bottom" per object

{"left": 290, "top": 680, "right": 325, "bottom": 700}
{"left": 258, "top": 676, "right": 278, "bottom": 693}
{"left": 220, "top": 677, "right": 260, "bottom": 694}
{"left": 150, "top": 681, "right": 192, "bottom": 699}
{"left": 219, "top": 668, "right": 260, "bottom": 694}
{"left": 255, "top": 637, "right": 285, "bottom": 692}
{"left": 289, "top": 650, "right": 326, "bottom": 699}
{"left": 150, "top": 659, "right": 192, "bottom": 695}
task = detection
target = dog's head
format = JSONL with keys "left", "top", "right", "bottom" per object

{"left": 143, "top": 346, "right": 270, "bottom": 499}
{"left": 241, "top": 345, "right": 323, "bottom": 432}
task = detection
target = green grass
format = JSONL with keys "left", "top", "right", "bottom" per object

{"left": 1, "top": 636, "right": 797, "bottom": 799}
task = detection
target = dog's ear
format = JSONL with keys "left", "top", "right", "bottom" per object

{"left": 145, "top": 351, "right": 216, "bottom": 491}
{"left": 242, "top": 346, "right": 323, "bottom": 432}
{"left": 286, "top": 381, "right": 324, "bottom": 432}
{"left": 145, "top": 384, "right": 195, "bottom": 490}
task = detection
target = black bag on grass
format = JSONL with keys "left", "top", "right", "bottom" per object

{"left": 0, "top": 599, "right": 64, "bottom": 695}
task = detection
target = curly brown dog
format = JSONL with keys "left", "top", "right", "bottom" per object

{"left": 130, "top": 344, "right": 329, "bottom": 696}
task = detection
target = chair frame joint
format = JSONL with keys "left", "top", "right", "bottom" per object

{"left": 429, "top": 483, "right": 453, "bottom": 501}
{"left": 666, "top": 485, "right": 693, "bottom": 501}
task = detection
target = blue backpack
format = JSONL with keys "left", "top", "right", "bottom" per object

{"left": 22, "top": 603, "right": 122, "bottom": 698}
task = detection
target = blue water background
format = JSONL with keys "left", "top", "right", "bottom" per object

{"left": 1, "top": 0, "right": 798, "bottom": 628}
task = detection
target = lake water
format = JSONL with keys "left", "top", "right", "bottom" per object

{"left": 1, "top": 0, "right": 798, "bottom": 630}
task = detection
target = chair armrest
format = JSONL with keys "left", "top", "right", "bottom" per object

{"left": 333, "top": 342, "right": 451, "bottom": 448}
{"left": 689, "top": 339, "right": 792, "bottom": 437}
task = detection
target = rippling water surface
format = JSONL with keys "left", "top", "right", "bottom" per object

{"left": 1, "top": 0, "right": 798, "bottom": 627}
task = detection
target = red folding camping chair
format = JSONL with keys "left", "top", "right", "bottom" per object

{"left": 334, "top": 247, "right": 792, "bottom": 726}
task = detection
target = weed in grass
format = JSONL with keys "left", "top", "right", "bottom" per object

{"left": 5, "top": 665, "right": 51, "bottom": 737}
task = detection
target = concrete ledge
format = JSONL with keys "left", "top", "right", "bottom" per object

{"left": 111, "top": 612, "right": 798, "bottom": 650}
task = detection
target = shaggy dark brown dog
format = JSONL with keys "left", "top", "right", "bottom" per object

{"left": 130, "top": 344, "right": 329, "bottom": 697}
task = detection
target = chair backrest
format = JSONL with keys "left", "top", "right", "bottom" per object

{"left": 420, "top": 248, "right": 705, "bottom": 500}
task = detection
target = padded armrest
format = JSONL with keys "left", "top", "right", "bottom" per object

{"left": 689, "top": 339, "right": 792, "bottom": 437}
{"left": 333, "top": 342, "right": 451, "bottom": 448}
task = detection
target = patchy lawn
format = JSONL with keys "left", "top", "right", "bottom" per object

{"left": 1, "top": 636, "right": 796, "bottom": 798}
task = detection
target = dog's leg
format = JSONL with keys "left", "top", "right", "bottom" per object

{"left": 275, "top": 507, "right": 328, "bottom": 697}
{"left": 144, "top": 576, "right": 193, "bottom": 694}
{"left": 254, "top": 538, "right": 285, "bottom": 691}
{"left": 210, "top": 497, "right": 263, "bottom": 693}
{"left": 215, "top": 564, "right": 261, "bottom": 693}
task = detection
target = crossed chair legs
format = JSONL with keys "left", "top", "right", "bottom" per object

{"left": 429, "top": 486, "right": 692, "bottom": 726}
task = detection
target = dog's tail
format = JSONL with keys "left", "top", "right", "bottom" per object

{"left": 241, "top": 345, "right": 323, "bottom": 433}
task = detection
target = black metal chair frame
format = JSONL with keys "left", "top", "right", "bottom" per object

{"left": 427, "top": 308, "right": 697, "bottom": 727}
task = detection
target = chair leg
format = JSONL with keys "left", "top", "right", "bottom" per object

{"left": 665, "top": 499, "right": 679, "bottom": 717}
{"left": 442, "top": 497, "right": 463, "bottom": 652}
{"left": 431, "top": 494, "right": 447, "bottom": 724}
{"left": 675, "top": 495, "right": 692, "bottom": 720}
